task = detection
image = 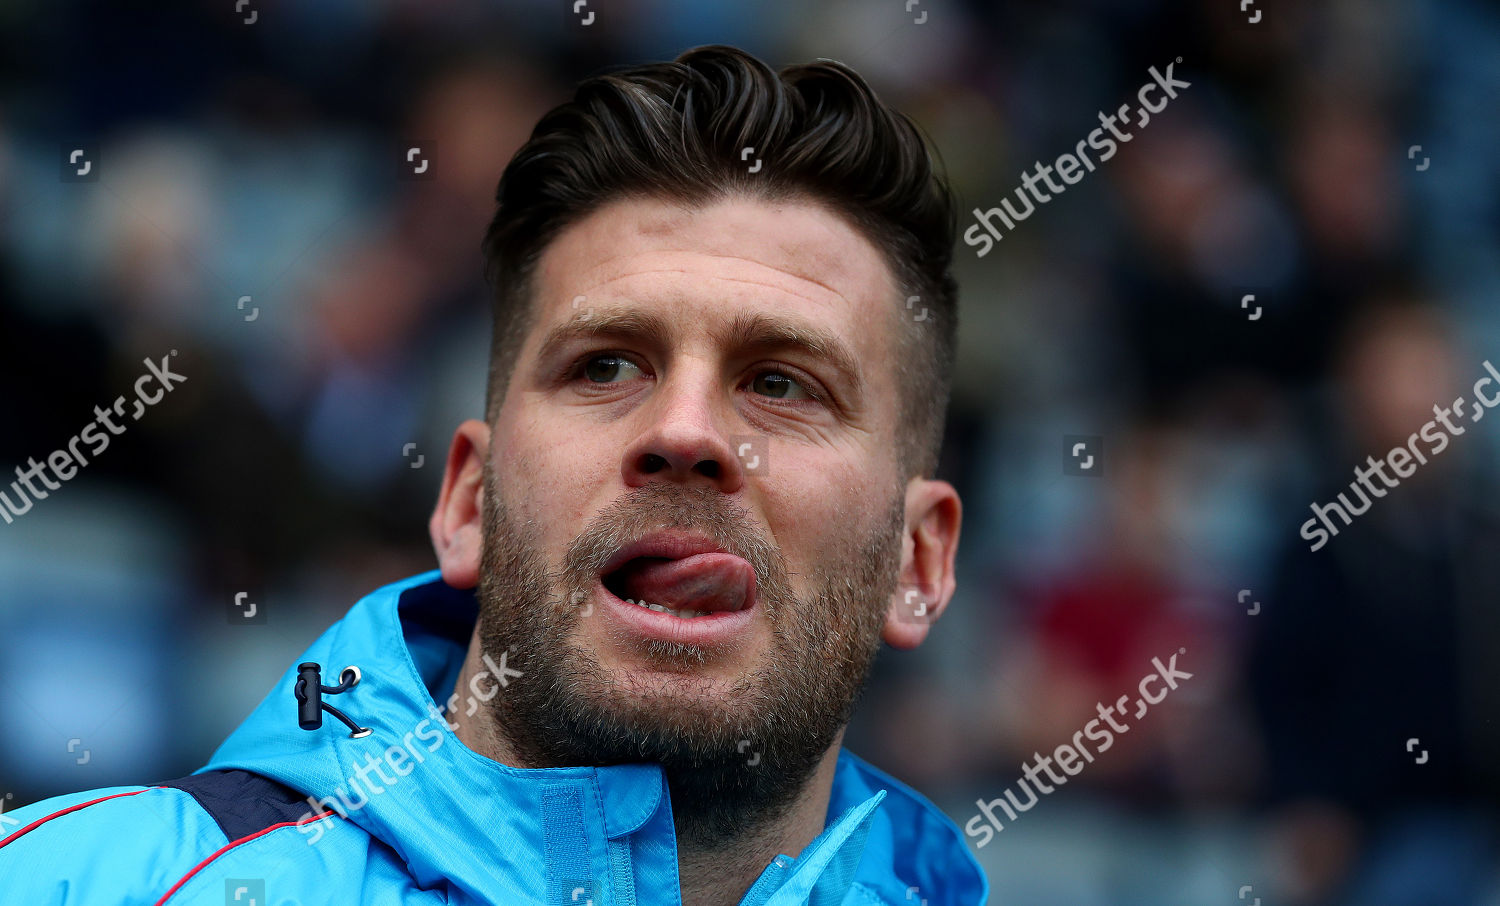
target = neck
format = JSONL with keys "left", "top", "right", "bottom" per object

{"left": 673, "top": 742, "right": 842, "bottom": 906}
{"left": 449, "top": 630, "right": 844, "bottom": 906}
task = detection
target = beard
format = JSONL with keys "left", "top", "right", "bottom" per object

{"left": 473, "top": 461, "right": 906, "bottom": 850}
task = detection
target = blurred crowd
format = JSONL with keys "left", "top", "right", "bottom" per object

{"left": 3, "top": 1, "right": 1499, "bottom": 904}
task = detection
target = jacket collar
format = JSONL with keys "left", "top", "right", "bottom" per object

{"left": 205, "top": 570, "right": 986, "bottom": 905}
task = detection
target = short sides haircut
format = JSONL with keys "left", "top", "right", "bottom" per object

{"left": 481, "top": 44, "right": 958, "bottom": 480}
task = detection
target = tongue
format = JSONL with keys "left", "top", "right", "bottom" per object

{"left": 615, "top": 552, "right": 755, "bottom": 613}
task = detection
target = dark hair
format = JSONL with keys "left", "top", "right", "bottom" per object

{"left": 480, "top": 44, "right": 958, "bottom": 480}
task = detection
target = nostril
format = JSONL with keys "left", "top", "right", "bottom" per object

{"left": 640, "top": 453, "right": 668, "bottom": 473}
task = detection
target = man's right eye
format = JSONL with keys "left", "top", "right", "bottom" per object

{"left": 579, "top": 354, "right": 645, "bottom": 383}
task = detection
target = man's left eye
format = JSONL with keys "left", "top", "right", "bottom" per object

{"left": 749, "top": 371, "right": 814, "bottom": 401}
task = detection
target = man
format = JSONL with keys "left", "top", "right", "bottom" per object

{"left": 0, "top": 44, "right": 985, "bottom": 905}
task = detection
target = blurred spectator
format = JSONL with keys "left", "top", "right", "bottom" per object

{"left": 1250, "top": 293, "right": 1500, "bottom": 905}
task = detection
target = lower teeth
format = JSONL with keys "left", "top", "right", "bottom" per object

{"left": 625, "top": 597, "right": 709, "bottom": 618}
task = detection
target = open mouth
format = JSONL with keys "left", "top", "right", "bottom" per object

{"left": 599, "top": 552, "right": 757, "bottom": 620}
{"left": 603, "top": 562, "right": 716, "bottom": 618}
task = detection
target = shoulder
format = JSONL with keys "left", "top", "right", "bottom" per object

{"left": 0, "top": 769, "right": 355, "bottom": 905}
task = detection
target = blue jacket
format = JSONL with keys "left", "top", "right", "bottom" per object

{"left": 0, "top": 570, "right": 987, "bottom": 905}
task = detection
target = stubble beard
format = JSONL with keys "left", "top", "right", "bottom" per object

{"left": 473, "top": 462, "right": 906, "bottom": 850}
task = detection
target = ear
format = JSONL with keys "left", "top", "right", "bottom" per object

{"left": 882, "top": 477, "right": 962, "bottom": 650}
{"left": 429, "top": 419, "right": 491, "bottom": 590}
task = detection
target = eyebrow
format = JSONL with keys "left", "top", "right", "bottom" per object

{"left": 533, "top": 307, "right": 866, "bottom": 398}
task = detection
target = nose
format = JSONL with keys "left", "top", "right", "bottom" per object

{"left": 620, "top": 366, "right": 745, "bottom": 494}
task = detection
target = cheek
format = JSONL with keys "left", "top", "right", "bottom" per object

{"left": 494, "top": 405, "right": 563, "bottom": 508}
{"left": 760, "top": 459, "right": 885, "bottom": 580}
{"left": 493, "top": 417, "right": 611, "bottom": 546}
{"left": 490, "top": 443, "right": 553, "bottom": 543}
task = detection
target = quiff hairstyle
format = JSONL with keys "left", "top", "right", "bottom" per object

{"left": 480, "top": 44, "right": 958, "bottom": 480}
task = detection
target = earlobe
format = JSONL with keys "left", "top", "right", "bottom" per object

{"left": 881, "top": 478, "right": 962, "bottom": 650}
{"left": 429, "top": 419, "right": 492, "bottom": 590}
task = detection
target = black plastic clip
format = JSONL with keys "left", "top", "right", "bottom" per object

{"left": 294, "top": 662, "right": 372, "bottom": 738}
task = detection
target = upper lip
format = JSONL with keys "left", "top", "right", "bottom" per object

{"left": 598, "top": 530, "right": 740, "bottom": 579}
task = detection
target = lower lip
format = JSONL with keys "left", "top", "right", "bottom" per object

{"left": 595, "top": 578, "right": 755, "bottom": 646}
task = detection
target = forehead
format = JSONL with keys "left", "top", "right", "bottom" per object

{"left": 529, "top": 194, "right": 901, "bottom": 345}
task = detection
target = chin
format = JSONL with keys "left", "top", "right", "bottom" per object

{"left": 605, "top": 662, "right": 753, "bottom": 706}
{"left": 584, "top": 628, "right": 763, "bottom": 680}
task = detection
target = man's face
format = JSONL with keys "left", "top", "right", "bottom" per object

{"left": 472, "top": 194, "right": 913, "bottom": 844}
